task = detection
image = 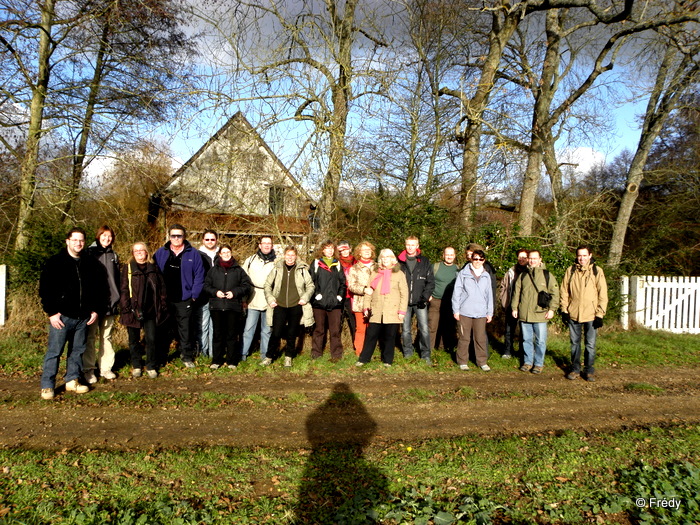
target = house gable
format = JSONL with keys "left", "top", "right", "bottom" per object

{"left": 157, "top": 112, "right": 312, "bottom": 219}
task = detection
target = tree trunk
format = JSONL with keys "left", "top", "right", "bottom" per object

{"left": 15, "top": 0, "right": 55, "bottom": 251}
{"left": 62, "top": 4, "right": 113, "bottom": 222}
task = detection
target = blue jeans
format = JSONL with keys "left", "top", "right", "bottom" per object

{"left": 241, "top": 308, "right": 272, "bottom": 360}
{"left": 198, "top": 303, "right": 213, "bottom": 358}
{"left": 569, "top": 320, "right": 597, "bottom": 375}
{"left": 520, "top": 322, "right": 548, "bottom": 367}
{"left": 402, "top": 304, "right": 430, "bottom": 359}
{"left": 41, "top": 316, "right": 88, "bottom": 389}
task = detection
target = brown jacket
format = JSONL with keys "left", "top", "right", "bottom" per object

{"left": 347, "top": 260, "right": 378, "bottom": 313}
{"left": 367, "top": 266, "right": 409, "bottom": 324}
{"left": 560, "top": 263, "right": 608, "bottom": 322}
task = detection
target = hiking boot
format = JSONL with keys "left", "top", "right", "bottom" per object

{"left": 146, "top": 369, "right": 158, "bottom": 379}
{"left": 84, "top": 370, "right": 97, "bottom": 385}
{"left": 41, "top": 388, "right": 54, "bottom": 400}
{"left": 531, "top": 366, "right": 543, "bottom": 374}
{"left": 422, "top": 357, "right": 432, "bottom": 366}
{"left": 101, "top": 370, "right": 116, "bottom": 380}
{"left": 584, "top": 373, "right": 596, "bottom": 382}
{"left": 459, "top": 364, "right": 470, "bottom": 371}
{"left": 132, "top": 368, "right": 142, "bottom": 378}
{"left": 501, "top": 353, "right": 512, "bottom": 359}
{"left": 65, "top": 379, "right": 89, "bottom": 394}
{"left": 566, "top": 371, "right": 580, "bottom": 380}
{"left": 480, "top": 364, "right": 491, "bottom": 372}
{"left": 227, "top": 364, "right": 237, "bottom": 370}
{"left": 284, "top": 356, "right": 293, "bottom": 367}
{"left": 183, "top": 360, "right": 195, "bottom": 369}
{"left": 260, "top": 358, "right": 272, "bottom": 366}
{"left": 520, "top": 363, "right": 533, "bottom": 372}
{"left": 209, "top": 364, "right": 220, "bottom": 370}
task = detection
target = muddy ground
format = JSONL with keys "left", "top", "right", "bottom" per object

{"left": 1, "top": 364, "right": 699, "bottom": 450}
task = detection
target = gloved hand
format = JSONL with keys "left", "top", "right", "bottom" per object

{"left": 417, "top": 300, "right": 427, "bottom": 309}
{"left": 561, "top": 311, "right": 570, "bottom": 324}
{"left": 593, "top": 316, "right": 604, "bottom": 329}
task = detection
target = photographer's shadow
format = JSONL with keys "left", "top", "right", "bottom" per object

{"left": 294, "top": 382, "right": 389, "bottom": 524}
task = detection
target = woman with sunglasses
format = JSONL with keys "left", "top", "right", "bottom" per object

{"left": 452, "top": 249, "right": 494, "bottom": 371}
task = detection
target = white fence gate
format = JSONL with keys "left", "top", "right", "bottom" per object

{"left": 621, "top": 275, "right": 700, "bottom": 334}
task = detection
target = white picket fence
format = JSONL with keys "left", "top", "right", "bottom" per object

{"left": 621, "top": 275, "right": 700, "bottom": 334}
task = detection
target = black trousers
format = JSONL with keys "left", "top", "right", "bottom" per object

{"left": 268, "top": 305, "right": 303, "bottom": 360}
{"left": 359, "top": 323, "right": 399, "bottom": 365}
{"left": 127, "top": 319, "right": 158, "bottom": 370}
{"left": 210, "top": 309, "right": 244, "bottom": 365}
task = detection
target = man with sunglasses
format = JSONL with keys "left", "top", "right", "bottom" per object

{"left": 196, "top": 230, "right": 220, "bottom": 359}
{"left": 154, "top": 224, "right": 205, "bottom": 368}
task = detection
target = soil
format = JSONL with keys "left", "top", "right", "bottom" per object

{"left": 1, "top": 365, "right": 699, "bottom": 451}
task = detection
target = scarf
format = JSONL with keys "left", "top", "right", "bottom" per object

{"left": 371, "top": 268, "right": 393, "bottom": 295}
{"left": 339, "top": 254, "right": 355, "bottom": 269}
{"left": 258, "top": 249, "right": 276, "bottom": 263}
{"left": 219, "top": 258, "right": 235, "bottom": 270}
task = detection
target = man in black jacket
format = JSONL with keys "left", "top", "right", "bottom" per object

{"left": 398, "top": 236, "right": 435, "bottom": 364}
{"left": 39, "top": 227, "right": 103, "bottom": 400}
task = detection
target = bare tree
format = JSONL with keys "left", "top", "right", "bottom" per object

{"left": 198, "top": 0, "right": 393, "bottom": 235}
{"left": 1, "top": 0, "right": 197, "bottom": 251}
{"left": 494, "top": 2, "right": 696, "bottom": 238}
{"left": 608, "top": 24, "right": 700, "bottom": 268}
{"left": 438, "top": 0, "right": 634, "bottom": 230}
{"left": 57, "top": 0, "right": 198, "bottom": 222}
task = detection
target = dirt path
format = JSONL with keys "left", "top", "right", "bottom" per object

{"left": 1, "top": 367, "right": 699, "bottom": 450}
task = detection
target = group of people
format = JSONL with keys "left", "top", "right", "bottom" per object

{"left": 38, "top": 226, "right": 608, "bottom": 400}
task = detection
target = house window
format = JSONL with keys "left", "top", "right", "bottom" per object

{"left": 269, "top": 186, "right": 285, "bottom": 215}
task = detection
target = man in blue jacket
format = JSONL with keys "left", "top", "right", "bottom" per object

{"left": 154, "top": 224, "right": 205, "bottom": 368}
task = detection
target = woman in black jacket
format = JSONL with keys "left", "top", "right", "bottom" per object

{"left": 204, "top": 245, "right": 253, "bottom": 369}
{"left": 120, "top": 242, "right": 169, "bottom": 378}
{"left": 309, "top": 240, "right": 346, "bottom": 362}
{"left": 83, "top": 225, "right": 121, "bottom": 383}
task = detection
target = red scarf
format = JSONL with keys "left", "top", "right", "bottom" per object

{"left": 371, "top": 268, "right": 393, "bottom": 295}
{"left": 339, "top": 254, "right": 355, "bottom": 270}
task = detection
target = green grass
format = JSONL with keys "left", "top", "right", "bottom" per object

{"left": 1, "top": 425, "right": 698, "bottom": 523}
{"left": 624, "top": 382, "right": 666, "bottom": 394}
{"left": 3, "top": 326, "right": 699, "bottom": 381}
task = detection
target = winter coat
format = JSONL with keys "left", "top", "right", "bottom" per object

{"left": 264, "top": 259, "right": 315, "bottom": 327}
{"left": 398, "top": 250, "right": 435, "bottom": 305}
{"left": 154, "top": 240, "right": 205, "bottom": 302}
{"left": 39, "top": 248, "right": 104, "bottom": 320}
{"left": 197, "top": 245, "right": 219, "bottom": 304}
{"left": 452, "top": 264, "right": 494, "bottom": 319}
{"left": 309, "top": 258, "right": 346, "bottom": 310}
{"left": 347, "top": 260, "right": 378, "bottom": 312}
{"left": 242, "top": 251, "right": 277, "bottom": 310}
{"left": 560, "top": 263, "right": 608, "bottom": 323}
{"left": 498, "top": 264, "right": 528, "bottom": 309}
{"left": 119, "top": 261, "right": 169, "bottom": 328}
{"left": 511, "top": 264, "right": 560, "bottom": 323}
{"left": 366, "top": 266, "right": 409, "bottom": 324}
{"left": 204, "top": 259, "right": 253, "bottom": 313}
{"left": 87, "top": 243, "right": 121, "bottom": 316}
{"left": 462, "top": 259, "right": 498, "bottom": 312}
